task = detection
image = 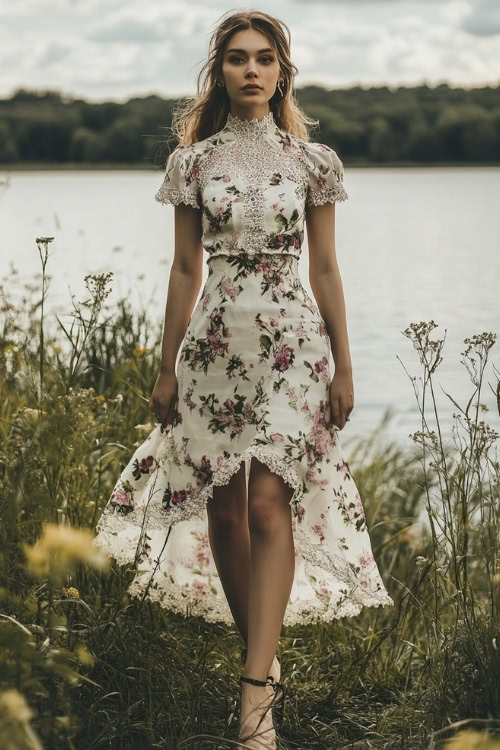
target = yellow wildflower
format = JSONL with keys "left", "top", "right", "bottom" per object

{"left": 0, "top": 689, "right": 33, "bottom": 723}
{"left": 444, "top": 729, "right": 500, "bottom": 748}
{"left": 24, "top": 522, "right": 110, "bottom": 585}
{"left": 62, "top": 586, "right": 80, "bottom": 599}
{"left": 76, "top": 644, "right": 95, "bottom": 666}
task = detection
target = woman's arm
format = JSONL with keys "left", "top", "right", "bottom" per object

{"left": 159, "top": 203, "right": 204, "bottom": 375}
{"left": 305, "top": 201, "right": 354, "bottom": 428}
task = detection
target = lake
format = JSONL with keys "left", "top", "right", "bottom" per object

{"left": 1, "top": 166, "right": 499, "bottom": 451}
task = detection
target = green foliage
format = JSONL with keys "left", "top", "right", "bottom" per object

{"left": 0, "top": 242, "right": 499, "bottom": 748}
{"left": 1, "top": 84, "right": 500, "bottom": 166}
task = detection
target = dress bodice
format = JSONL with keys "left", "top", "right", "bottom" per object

{"left": 155, "top": 110, "right": 348, "bottom": 261}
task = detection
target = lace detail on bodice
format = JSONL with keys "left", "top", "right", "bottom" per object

{"left": 196, "top": 112, "right": 307, "bottom": 258}
{"left": 224, "top": 110, "right": 277, "bottom": 137}
{"left": 155, "top": 110, "right": 349, "bottom": 262}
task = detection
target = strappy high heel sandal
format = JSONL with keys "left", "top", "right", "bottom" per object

{"left": 238, "top": 673, "right": 285, "bottom": 750}
{"left": 240, "top": 648, "right": 281, "bottom": 685}
{"left": 240, "top": 647, "right": 285, "bottom": 733}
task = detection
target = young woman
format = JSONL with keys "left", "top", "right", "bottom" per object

{"left": 94, "top": 9, "right": 394, "bottom": 749}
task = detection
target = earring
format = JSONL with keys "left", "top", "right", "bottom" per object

{"left": 218, "top": 81, "right": 224, "bottom": 88}
{"left": 277, "top": 80, "right": 284, "bottom": 96}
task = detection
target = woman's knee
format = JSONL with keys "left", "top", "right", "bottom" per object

{"left": 248, "top": 494, "right": 291, "bottom": 536}
{"left": 207, "top": 496, "right": 246, "bottom": 532}
{"left": 207, "top": 464, "right": 247, "bottom": 531}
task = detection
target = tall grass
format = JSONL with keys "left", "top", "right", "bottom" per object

{"left": 0, "top": 238, "right": 498, "bottom": 749}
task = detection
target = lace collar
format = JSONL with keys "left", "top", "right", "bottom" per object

{"left": 223, "top": 110, "right": 277, "bottom": 137}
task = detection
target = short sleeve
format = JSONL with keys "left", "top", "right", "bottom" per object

{"left": 155, "top": 144, "right": 201, "bottom": 209}
{"left": 305, "top": 142, "right": 349, "bottom": 207}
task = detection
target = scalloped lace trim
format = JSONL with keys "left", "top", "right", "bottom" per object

{"left": 93, "top": 441, "right": 394, "bottom": 624}
{"left": 306, "top": 182, "right": 349, "bottom": 206}
{"left": 126, "top": 568, "right": 394, "bottom": 627}
{"left": 155, "top": 183, "right": 200, "bottom": 209}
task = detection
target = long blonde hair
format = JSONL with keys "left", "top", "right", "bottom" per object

{"left": 168, "top": 9, "right": 317, "bottom": 149}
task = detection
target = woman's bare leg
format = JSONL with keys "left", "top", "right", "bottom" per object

{"left": 207, "top": 461, "right": 250, "bottom": 643}
{"left": 239, "top": 458, "right": 295, "bottom": 744}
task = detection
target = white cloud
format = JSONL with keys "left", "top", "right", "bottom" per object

{"left": 0, "top": 0, "right": 498, "bottom": 101}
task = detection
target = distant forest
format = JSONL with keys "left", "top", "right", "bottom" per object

{"left": 0, "top": 83, "right": 499, "bottom": 166}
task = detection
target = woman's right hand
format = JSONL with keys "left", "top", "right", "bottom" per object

{"left": 149, "top": 371, "right": 179, "bottom": 433}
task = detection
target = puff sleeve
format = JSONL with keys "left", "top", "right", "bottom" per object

{"left": 305, "top": 142, "right": 349, "bottom": 207}
{"left": 155, "top": 144, "right": 201, "bottom": 209}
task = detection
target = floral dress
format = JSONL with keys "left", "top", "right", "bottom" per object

{"left": 93, "top": 110, "right": 394, "bottom": 625}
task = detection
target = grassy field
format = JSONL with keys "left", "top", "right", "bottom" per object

{"left": 0, "top": 237, "right": 499, "bottom": 749}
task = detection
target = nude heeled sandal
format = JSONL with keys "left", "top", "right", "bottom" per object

{"left": 240, "top": 648, "right": 281, "bottom": 684}
{"left": 238, "top": 673, "right": 285, "bottom": 750}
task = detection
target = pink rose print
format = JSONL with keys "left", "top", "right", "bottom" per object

{"left": 202, "top": 291, "right": 211, "bottom": 312}
{"left": 270, "top": 432, "right": 285, "bottom": 443}
{"left": 112, "top": 487, "right": 134, "bottom": 513}
{"left": 192, "top": 531, "right": 211, "bottom": 567}
{"left": 305, "top": 466, "right": 329, "bottom": 488}
{"left": 312, "top": 513, "right": 328, "bottom": 543}
{"left": 132, "top": 454, "right": 155, "bottom": 480}
{"left": 317, "top": 587, "right": 331, "bottom": 601}
{"left": 192, "top": 580, "right": 209, "bottom": 599}
{"left": 358, "top": 550, "right": 374, "bottom": 569}
{"left": 256, "top": 258, "right": 273, "bottom": 274}
{"left": 220, "top": 279, "right": 239, "bottom": 302}
{"left": 171, "top": 489, "right": 188, "bottom": 505}
{"left": 273, "top": 344, "right": 294, "bottom": 372}
{"left": 183, "top": 386, "right": 197, "bottom": 411}
{"left": 314, "top": 356, "right": 331, "bottom": 384}
{"left": 354, "top": 492, "right": 365, "bottom": 518}
{"left": 294, "top": 322, "right": 308, "bottom": 337}
{"left": 243, "top": 402, "right": 255, "bottom": 420}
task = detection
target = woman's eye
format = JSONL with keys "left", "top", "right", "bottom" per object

{"left": 228, "top": 56, "right": 274, "bottom": 64}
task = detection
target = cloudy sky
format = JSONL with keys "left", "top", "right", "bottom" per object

{"left": 0, "top": 0, "right": 499, "bottom": 102}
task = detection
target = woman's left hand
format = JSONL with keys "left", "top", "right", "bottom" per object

{"left": 329, "top": 371, "right": 354, "bottom": 430}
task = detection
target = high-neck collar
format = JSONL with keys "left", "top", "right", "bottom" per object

{"left": 223, "top": 110, "right": 277, "bottom": 137}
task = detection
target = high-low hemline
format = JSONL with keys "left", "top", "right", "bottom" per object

{"left": 93, "top": 433, "right": 394, "bottom": 626}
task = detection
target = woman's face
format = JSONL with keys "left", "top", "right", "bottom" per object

{"left": 220, "top": 28, "right": 281, "bottom": 116}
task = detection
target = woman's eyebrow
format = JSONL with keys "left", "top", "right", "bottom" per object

{"left": 225, "top": 48, "right": 274, "bottom": 54}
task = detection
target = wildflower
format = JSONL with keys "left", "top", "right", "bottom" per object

{"left": 444, "top": 729, "right": 497, "bottom": 749}
{"left": 21, "top": 408, "right": 42, "bottom": 424}
{"left": 0, "top": 689, "right": 43, "bottom": 750}
{"left": 0, "top": 689, "right": 33, "bottom": 723}
{"left": 415, "top": 556, "right": 428, "bottom": 571}
{"left": 75, "top": 644, "right": 95, "bottom": 666}
{"left": 62, "top": 586, "right": 80, "bottom": 599}
{"left": 24, "top": 522, "right": 110, "bottom": 585}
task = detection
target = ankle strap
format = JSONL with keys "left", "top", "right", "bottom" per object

{"left": 240, "top": 674, "right": 272, "bottom": 687}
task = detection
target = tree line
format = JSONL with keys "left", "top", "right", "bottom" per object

{"left": 0, "top": 82, "right": 499, "bottom": 166}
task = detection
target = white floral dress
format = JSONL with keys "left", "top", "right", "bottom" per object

{"left": 94, "top": 110, "right": 394, "bottom": 625}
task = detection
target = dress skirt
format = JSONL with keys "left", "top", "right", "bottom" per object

{"left": 94, "top": 252, "right": 394, "bottom": 625}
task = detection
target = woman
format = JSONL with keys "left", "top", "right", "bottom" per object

{"left": 94, "top": 9, "right": 394, "bottom": 749}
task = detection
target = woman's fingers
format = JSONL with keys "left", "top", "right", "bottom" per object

{"left": 331, "top": 394, "right": 353, "bottom": 430}
{"left": 330, "top": 394, "right": 341, "bottom": 428}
